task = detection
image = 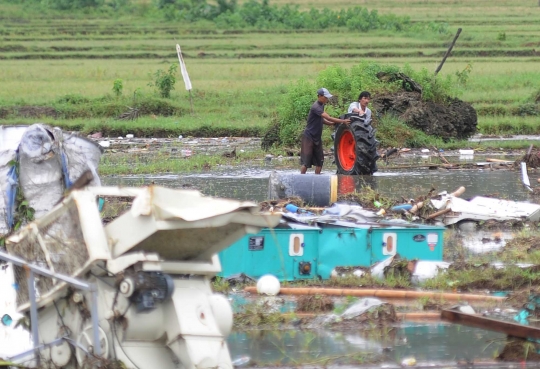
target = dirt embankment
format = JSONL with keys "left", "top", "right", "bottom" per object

{"left": 372, "top": 91, "right": 478, "bottom": 140}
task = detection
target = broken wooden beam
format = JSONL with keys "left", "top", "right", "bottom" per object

{"left": 441, "top": 309, "right": 540, "bottom": 340}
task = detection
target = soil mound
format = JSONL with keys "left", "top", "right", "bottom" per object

{"left": 372, "top": 91, "right": 477, "bottom": 140}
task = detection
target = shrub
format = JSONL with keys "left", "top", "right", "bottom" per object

{"left": 112, "top": 79, "right": 123, "bottom": 97}
{"left": 148, "top": 64, "right": 177, "bottom": 98}
{"left": 274, "top": 61, "right": 463, "bottom": 148}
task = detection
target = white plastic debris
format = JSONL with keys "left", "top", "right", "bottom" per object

{"left": 459, "top": 149, "right": 474, "bottom": 155}
{"left": 126, "top": 134, "right": 134, "bottom": 139}
{"left": 117, "top": 136, "right": 123, "bottom": 140}
{"left": 401, "top": 357, "right": 417, "bottom": 366}
{"left": 178, "top": 135, "right": 183, "bottom": 139}
{"left": 256, "top": 274, "right": 280, "bottom": 296}
{"left": 371, "top": 255, "right": 395, "bottom": 279}
{"left": 457, "top": 305, "right": 476, "bottom": 314}
{"left": 411, "top": 261, "right": 451, "bottom": 285}
{"left": 232, "top": 356, "right": 251, "bottom": 367}
{"left": 341, "top": 298, "right": 384, "bottom": 320}
{"left": 421, "top": 149, "right": 430, "bottom": 153}
{"left": 431, "top": 192, "right": 540, "bottom": 225}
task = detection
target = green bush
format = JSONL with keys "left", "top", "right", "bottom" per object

{"left": 274, "top": 61, "right": 461, "bottom": 148}
{"left": 402, "top": 64, "right": 456, "bottom": 103}
{"left": 112, "top": 79, "right": 123, "bottom": 97}
{"left": 148, "top": 64, "right": 177, "bottom": 99}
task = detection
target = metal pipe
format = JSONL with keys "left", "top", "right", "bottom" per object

{"left": 27, "top": 271, "right": 40, "bottom": 366}
{"left": 0, "top": 251, "right": 91, "bottom": 290}
{"left": 90, "top": 286, "right": 101, "bottom": 356}
{"left": 245, "top": 286, "right": 506, "bottom": 302}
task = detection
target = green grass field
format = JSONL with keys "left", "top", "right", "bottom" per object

{"left": 0, "top": 0, "right": 539, "bottom": 142}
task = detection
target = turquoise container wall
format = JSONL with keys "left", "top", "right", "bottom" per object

{"left": 218, "top": 225, "right": 446, "bottom": 281}
{"left": 218, "top": 228, "right": 320, "bottom": 281}
{"left": 370, "top": 227, "right": 445, "bottom": 263}
{"left": 317, "top": 227, "right": 371, "bottom": 279}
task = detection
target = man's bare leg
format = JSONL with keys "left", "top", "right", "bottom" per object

{"left": 315, "top": 166, "right": 322, "bottom": 174}
{"left": 300, "top": 165, "right": 308, "bottom": 174}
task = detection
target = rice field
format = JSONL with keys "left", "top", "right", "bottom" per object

{"left": 0, "top": 0, "right": 538, "bottom": 136}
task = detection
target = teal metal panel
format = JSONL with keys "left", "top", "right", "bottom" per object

{"left": 317, "top": 227, "right": 371, "bottom": 279}
{"left": 370, "top": 226, "right": 445, "bottom": 263}
{"left": 218, "top": 229, "right": 319, "bottom": 281}
{"left": 219, "top": 225, "right": 446, "bottom": 281}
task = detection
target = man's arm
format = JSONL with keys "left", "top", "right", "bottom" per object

{"left": 322, "top": 112, "right": 350, "bottom": 125}
{"left": 365, "top": 109, "right": 372, "bottom": 124}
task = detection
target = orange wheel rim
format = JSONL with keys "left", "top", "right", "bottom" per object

{"left": 337, "top": 131, "right": 355, "bottom": 171}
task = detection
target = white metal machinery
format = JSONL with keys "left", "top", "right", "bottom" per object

{"left": 6, "top": 186, "right": 280, "bottom": 369}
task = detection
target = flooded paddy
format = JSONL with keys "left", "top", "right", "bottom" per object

{"left": 100, "top": 150, "right": 540, "bottom": 368}
{"left": 103, "top": 164, "right": 535, "bottom": 202}
{"left": 228, "top": 323, "right": 507, "bottom": 367}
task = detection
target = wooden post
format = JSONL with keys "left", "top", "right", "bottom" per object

{"left": 434, "top": 28, "right": 462, "bottom": 75}
{"left": 189, "top": 89, "right": 194, "bottom": 114}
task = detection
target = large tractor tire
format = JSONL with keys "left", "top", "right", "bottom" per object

{"left": 334, "top": 118, "right": 379, "bottom": 175}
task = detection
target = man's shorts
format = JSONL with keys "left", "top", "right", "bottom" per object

{"left": 300, "top": 134, "right": 324, "bottom": 168}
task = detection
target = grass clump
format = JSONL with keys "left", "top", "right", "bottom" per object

{"left": 337, "top": 185, "right": 395, "bottom": 210}
{"left": 234, "top": 301, "right": 285, "bottom": 328}
{"left": 296, "top": 294, "right": 334, "bottom": 313}
{"left": 375, "top": 114, "right": 444, "bottom": 148}
{"left": 211, "top": 276, "right": 230, "bottom": 294}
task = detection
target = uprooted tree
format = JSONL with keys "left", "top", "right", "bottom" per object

{"left": 262, "top": 61, "right": 477, "bottom": 150}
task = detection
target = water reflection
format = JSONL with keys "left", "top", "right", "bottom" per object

{"left": 227, "top": 323, "right": 505, "bottom": 366}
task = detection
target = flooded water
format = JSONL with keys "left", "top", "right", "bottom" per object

{"left": 103, "top": 166, "right": 537, "bottom": 203}
{"left": 228, "top": 323, "right": 506, "bottom": 367}
{"left": 99, "top": 153, "right": 537, "bottom": 368}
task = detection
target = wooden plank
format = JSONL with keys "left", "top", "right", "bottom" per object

{"left": 441, "top": 309, "right": 540, "bottom": 339}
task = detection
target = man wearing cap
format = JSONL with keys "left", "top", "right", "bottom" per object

{"left": 301, "top": 88, "right": 350, "bottom": 174}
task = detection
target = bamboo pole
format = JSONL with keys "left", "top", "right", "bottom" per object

{"left": 244, "top": 287, "right": 506, "bottom": 302}
{"left": 426, "top": 207, "right": 451, "bottom": 220}
{"left": 435, "top": 28, "right": 462, "bottom": 75}
{"left": 486, "top": 158, "right": 514, "bottom": 164}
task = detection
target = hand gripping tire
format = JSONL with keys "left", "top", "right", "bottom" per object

{"left": 334, "top": 116, "right": 379, "bottom": 175}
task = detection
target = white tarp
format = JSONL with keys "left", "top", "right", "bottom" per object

{"left": 431, "top": 192, "right": 540, "bottom": 225}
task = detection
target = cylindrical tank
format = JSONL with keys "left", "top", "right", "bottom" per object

{"left": 267, "top": 172, "right": 338, "bottom": 206}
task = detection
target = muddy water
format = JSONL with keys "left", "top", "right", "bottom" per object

{"left": 101, "top": 162, "right": 534, "bottom": 367}
{"left": 103, "top": 167, "right": 536, "bottom": 202}
{"left": 228, "top": 323, "right": 506, "bottom": 367}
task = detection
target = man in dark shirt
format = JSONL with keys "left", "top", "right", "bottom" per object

{"left": 301, "top": 88, "right": 350, "bottom": 174}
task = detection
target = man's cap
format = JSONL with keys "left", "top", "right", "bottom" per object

{"left": 317, "top": 88, "right": 333, "bottom": 99}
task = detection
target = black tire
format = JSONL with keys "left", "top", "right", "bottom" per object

{"left": 334, "top": 117, "right": 379, "bottom": 175}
